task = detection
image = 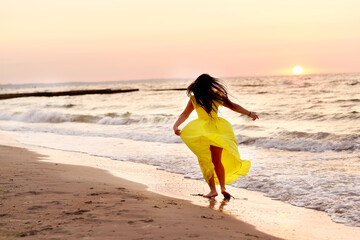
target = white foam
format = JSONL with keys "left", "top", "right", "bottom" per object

{"left": 0, "top": 109, "right": 69, "bottom": 123}
{"left": 237, "top": 136, "right": 360, "bottom": 152}
{"left": 97, "top": 115, "right": 175, "bottom": 125}
{"left": 97, "top": 117, "right": 129, "bottom": 125}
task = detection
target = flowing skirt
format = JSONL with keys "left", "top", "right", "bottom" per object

{"left": 180, "top": 117, "right": 251, "bottom": 185}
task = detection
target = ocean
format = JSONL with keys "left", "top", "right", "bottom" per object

{"left": 0, "top": 73, "right": 359, "bottom": 227}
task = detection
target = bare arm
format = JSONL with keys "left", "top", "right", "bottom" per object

{"left": 173, "top": 99, "right": 194, "bottom": 135}
{"left": 223, "top": 97, "right": 259, "bottom": 121}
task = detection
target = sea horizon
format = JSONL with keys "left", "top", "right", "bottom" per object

{"left": 2, "top": 71, "right": 360, "bottom": 88}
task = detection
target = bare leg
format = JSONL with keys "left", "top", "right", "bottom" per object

{"left": 203, "top": 175, "right": 218, "bottom": 198}
{"left": 210, "top": 145, "right": 231, "bottom": 199}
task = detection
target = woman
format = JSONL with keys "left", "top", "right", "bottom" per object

{"left": 173, "top": 74, "right": 259, "bottom": 198}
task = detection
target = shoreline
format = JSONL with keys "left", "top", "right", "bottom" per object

{"left": 0, "top": 145, "right": 280, "bottom": 239}
{"left": 1, "top": 130, "right": 360, "bottom": 239}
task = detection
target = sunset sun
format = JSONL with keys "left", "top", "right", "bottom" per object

{"left": 293, "top": 66, "right": 303, "bottom": 75}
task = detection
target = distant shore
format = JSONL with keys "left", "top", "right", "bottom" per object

{"left": 0, "top": 88, "right": 139, "bottom": 100}
{"left": 0, "top": 88, "right": 191, "bottom": 100}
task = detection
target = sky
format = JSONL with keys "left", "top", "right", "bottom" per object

{"left": 1, "top": 0, "right": 360, "bottom": 84}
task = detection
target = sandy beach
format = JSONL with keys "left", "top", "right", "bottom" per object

{"left": 0, "top": 144, "right": 283, "bottom": 239}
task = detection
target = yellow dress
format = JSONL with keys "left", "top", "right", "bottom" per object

{"left": 180, "top": 95, "right": 251, "bottom": 185}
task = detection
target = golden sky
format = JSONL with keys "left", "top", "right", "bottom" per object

{"left": 1, "top": 0, "right": 360, "bottom": 84}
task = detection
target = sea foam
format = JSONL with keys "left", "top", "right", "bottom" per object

{"left": 236, "top": 136, "right": 359, "bottom": 152}
{"left": 0, "top": 109, "right": 69, "bottom": 123}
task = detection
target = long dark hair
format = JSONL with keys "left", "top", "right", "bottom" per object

{"left": 187, "top": 74, "right": 231, "bottom": 114}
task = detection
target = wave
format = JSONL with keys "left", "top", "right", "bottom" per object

{"left": 232, "top": 170, "right": 360, "bottom": 227}
{"left": 276, "top": 130, "right": 360, "bottom": 142}
{"left": 97, "top": 114, "right": 175, "bottom": 125}
{"left": 0, "top": 122, "right": 182, "bottom": 145}
{"left": 0, "top": 109, "right": 69, "bottom": 123}
{"left": 260, "top": 111, "right": 360, "bottom": 121}
{"left": 237, "top": 132, "right": 360, "bottom": 152}
{"left": 97, "top": 117, "right": 129, "bottom": 125}
{"left": 45, "top": 103, "right": 76, "bottom": 108}
{"left": 1, "top": 109, "right": 359, "bottom": 153}
{"left": 0, "top": 109, "right": 176, "bottom": 125}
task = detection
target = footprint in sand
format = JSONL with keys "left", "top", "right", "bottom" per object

{"left": 27, "top": 205, "right": 46, "bottom": 210}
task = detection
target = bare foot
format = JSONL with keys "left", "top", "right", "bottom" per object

{"left": 221, "top": 190, "right": 231, "bottom": 199}
{"left": 203, "top": 191, "right": 218, "bottom": 198}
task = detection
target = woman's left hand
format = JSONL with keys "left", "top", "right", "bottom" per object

{"left": 249, "top": 112, "right": 259, "bottom": 121}
{"left": 173, "top": 127, "right": 181, "bottom": 136}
